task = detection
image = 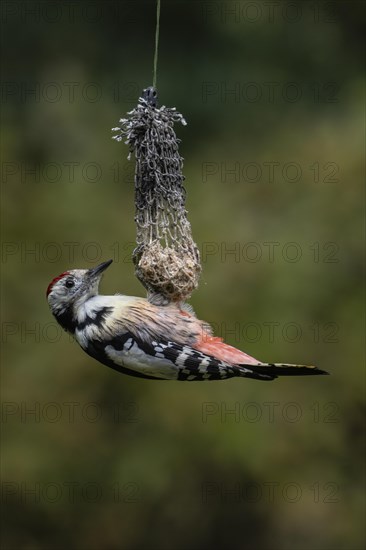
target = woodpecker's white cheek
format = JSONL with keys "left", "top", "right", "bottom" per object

{"left": 105, "top": 342, "right": 178, "bottom": 380}
{"left": 49, "top": 293, "right": 68, "bottom": 313}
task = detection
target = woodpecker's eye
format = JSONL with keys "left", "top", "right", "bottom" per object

{"left": 65, "top": 278, "right": 75, "bottom": 289}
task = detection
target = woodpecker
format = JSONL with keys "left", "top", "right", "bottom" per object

{"left": 46, "top": 260, "right": 328, "bottom": 381}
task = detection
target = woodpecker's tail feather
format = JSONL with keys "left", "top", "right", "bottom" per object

{"left": 239, "top": 363, "right": 329, "bottom": 381}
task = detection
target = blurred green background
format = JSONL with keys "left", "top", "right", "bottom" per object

{"left": 1, "top": 1, "right": 365, "bottom": 549}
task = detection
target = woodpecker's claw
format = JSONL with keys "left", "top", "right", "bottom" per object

{"left": 88, "top": 259, "right": 113, "bottom": 278}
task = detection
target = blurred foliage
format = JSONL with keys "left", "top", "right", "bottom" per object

{"left": 1, "top": 1, "right": 365, "bottom": 549}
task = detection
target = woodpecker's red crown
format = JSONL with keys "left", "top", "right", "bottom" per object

{"left": 46, "top": 272, "right": 70, "bottom": 297}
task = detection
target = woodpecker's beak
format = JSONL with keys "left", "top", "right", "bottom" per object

{"left": 88, "top": 259, "right": 113, "bottom": 279}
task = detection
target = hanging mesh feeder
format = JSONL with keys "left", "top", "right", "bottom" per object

{"left": 112, "top": 87, "right": 201, "bottom": 303}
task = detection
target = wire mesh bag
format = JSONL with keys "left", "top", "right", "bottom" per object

{"left": 112, "top": 88, "right": 201, "bottom": 303}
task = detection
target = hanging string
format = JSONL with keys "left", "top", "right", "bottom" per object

{"left": 153, "top": 0, "right": 161, "bottom": 90}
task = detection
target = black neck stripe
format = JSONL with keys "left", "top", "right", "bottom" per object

{"left": 77, "top": 307, "right": 114, "bottom": 331}
{"left": 54, "top": 306, "right": 77, "bottom": 333}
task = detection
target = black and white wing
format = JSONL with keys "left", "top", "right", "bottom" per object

{"left": 82, "top": 331, "right": 276, "bottom": 381}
